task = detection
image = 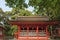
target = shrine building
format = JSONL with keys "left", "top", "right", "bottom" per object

{"left": 8, "top": 16, "right": 60, "bottom": 40}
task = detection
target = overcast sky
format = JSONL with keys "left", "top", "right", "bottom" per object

{"left": 0, "top": 0, "right": 34, "bottom": 12}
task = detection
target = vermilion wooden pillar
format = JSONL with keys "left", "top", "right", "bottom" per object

{"left": 57, "top": 28, "right": 60, "bottom": 36}
{"left": 27, "top": 26, "right": 29, "bottom": 40}
{"left": 46, "top": 25, "right": 48, "bottom": 40}
{"left": 36, "top": 26, "right": 38, "bottom": 36}
{"left": 17, "top": 25, "right": 20, "bottom": 40}
{"left": 36, "top": 26, "right": 38, "bottom": 40}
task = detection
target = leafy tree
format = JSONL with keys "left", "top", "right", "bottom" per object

{"left": 16, "top": 9, "right": 33, "bottom": 16}
{"left": 0, "top": 8, "right": 17, "bottom": 36}
{"left": 5, "top": 0, "right": 60, "bottom": 20}
{"left": 5, "top": 0, "right": 28, "bottom": 9}
{"left": 5, "top": 0, "right": 33, "bottom": 17}
{"left": 0, "top": 8, "right": 4, "bottom": 21}
{"left": 0, "top": 7, "right": 33, "bottom": 36}
{"left": 28, "top": 0, "right": 60, "bottom": 39}
{"left": 29, "top": 0, "right": 60, "bottom": 20}
{"left": 11, "top": 9, "right": 33, "bottom": 19}
{"left": 0, "top": 8, "right": 4, "bottom": 14}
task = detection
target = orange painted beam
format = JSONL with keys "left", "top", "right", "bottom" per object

{"left": 8, "top": 21, "right": 60, "bottom": 25}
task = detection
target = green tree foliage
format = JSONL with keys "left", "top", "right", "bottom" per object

{"left": 15, "top": 9, "right": 33, "bottom": 16}
{"left": 5, "top": 0, "right": 28, "bottom": 9}
{"left": 11, "top": 9, "right": 33, "bottom": 19}
{"left": 0, "top": 8, "right": 33, "bottom": 36}
{"left": 29, "top": 0, "right": 60, "bottom": 20}
{"left": 4, "top": 18, "right": 17, "bottom": 36}
{"left": 0, "top": 8, "right": 4, "bottom": 21}
{"left": 11, "top": 8, "right": 33, "bottom": 16}
{"left": 5, "top": 0, "right": 33, "bottom": 17}
{"left": 5, "top": 0, "right": 60, "bottom": 20}
{"left": 0, "top": 8, "right": 4, "bottom": 14}
{"left": 28, "top": 0, "right": 60, "bottom": 38}
{"left": 0, "top": 8, "right": 17, "bottom": 36}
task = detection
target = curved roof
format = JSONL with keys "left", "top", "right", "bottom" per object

{"left": 8, "top": 16, "right": 60, "bottom": 25}
{"left": 9, "top": 16, "right": 49, "bottom": 22}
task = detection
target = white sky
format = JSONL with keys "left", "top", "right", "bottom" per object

{"left": 0, "top": 0, "right": 34, "bottom": 12}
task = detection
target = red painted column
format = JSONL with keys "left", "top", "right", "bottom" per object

{"left": 58, "top": 28, "right": 60, "bottom": 36}
{"left": 36, "top": 26, "right": 38, "bottom": 36}
{"left": 17, "top": 25, "right": 20, "bottom": 40}
{"left": 27, "top": 26, "right": 29, "bottom": 39}
{"left": 46, "top": 25, "right": 48, "bottom": 40}
{"left": 36, "top": 26, "right": 38, "bottom": 40}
